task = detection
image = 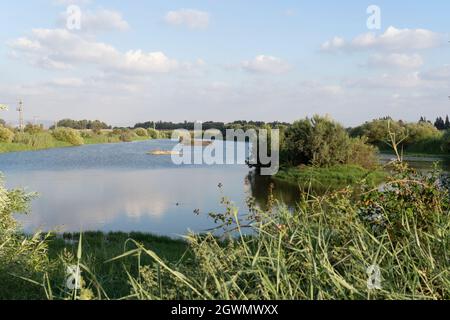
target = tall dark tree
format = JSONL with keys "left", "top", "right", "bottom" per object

{"left": 445, "top": 115, "right": 450, "bottom": 130}
{"left": 435, "top": 117, "right": 445, "bottom": 130}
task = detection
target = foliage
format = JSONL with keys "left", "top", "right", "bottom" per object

{"left": 113, "top": 129, "right": 138, "bottom": 142}
{"left": 24, "top": 124, "right": 44, "bottom": 135}
{"left": 275, "top": 165, "right": 386, "bottom": 191}
{"left": 0, "top": 178, "right": 53, "bottom": 299}
{"left": 0, "top": 127, "right": 14, "bottom": 143}
{"left": 147, "top": 128, "right": 160, "bottom": 139}
{"left": 13, "top": 132, "right": 58, "bottom": 149}
{"left": 440, "top": 130, "right": 450, "bottom": 153}
{"left": 350, "top": 119, "right": 407, "bottom": 147}
{"left": 53, "top": 119, "right": 111, "bottom": 131}
{"left": 351, "top": 119, "right": 447, "bottom": 154}
{"left": 134, "top": 128, "right": 148, "bottom": 137}
{"left": 52, "top": 128, "right": 84, "bottom": 146}
{"left": 281, "top": 116, "right": 378, "bottom": 169}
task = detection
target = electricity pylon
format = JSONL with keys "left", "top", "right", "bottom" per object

{"left": 17, "top": 99, "right": 24, "bottom": 131}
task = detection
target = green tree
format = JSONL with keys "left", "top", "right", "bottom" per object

{"left": 282, "top": 116, "right": 351, "bottom": 167}
{"left": 0, "top": 127, "right": 14, "bottom": 143}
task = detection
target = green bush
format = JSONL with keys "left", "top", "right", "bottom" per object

{"left": 0, "top": 178, "right": 53, "bottom": 299}
{"left": 350, "top": 119, "right": 406, "bottom": 147}
{"left": 0, "top": 127, "right": 14, "bottom": 143}
{"left": 443, "top": 130, "right": 450, "bottom": 153}
{"left": 281, "top": 115, "right": 378, "bottom": 169}
{"left": 119, "top": 130, "right": 137, "bottom": 142}
{"left": 134, "top": 128, "right": 148, "bottom": 137}
{"left": 52, "top": 128, "right": 84, "bottom": 146}
{"left": 147, "top": 128, "right": 160, "bottom": 139}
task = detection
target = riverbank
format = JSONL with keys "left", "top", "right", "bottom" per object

{"left": 274, "top": 164, "right": 387, "bottom": 191}
{"left": 0, "top": 132, "right": 153, "bottom": 154}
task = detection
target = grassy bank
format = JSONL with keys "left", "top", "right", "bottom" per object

{"left": 275, "top": 164, "right": 387, "bottom": 191}
{"left": 0, "top": 130, "right": 157, "bottom": 154}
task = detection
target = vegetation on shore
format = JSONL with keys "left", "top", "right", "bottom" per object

{"left": 275, "top": 165, "right": 386, "bottom": 191}
{"left": 0, "top": 123, "right": 171, "bottom": 154}
{"left": 350, "top": 118, "right": 450, "bottom": 155}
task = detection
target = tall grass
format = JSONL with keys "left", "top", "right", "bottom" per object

{"left": 275, "top": 164, "right": 386, "bottom": 192}
{"left": 111, "top": 164, "right": 448, "bottom": 300}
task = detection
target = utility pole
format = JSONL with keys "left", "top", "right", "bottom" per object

{"left": 17, "top": 99, "right": 24, "bottom": 132}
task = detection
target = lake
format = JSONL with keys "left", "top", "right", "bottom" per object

{"left": 0, "top": 140, "right": 448, "bottom": 237}
{"left": 0, "top": 140, "right": 265, "bottom": 236}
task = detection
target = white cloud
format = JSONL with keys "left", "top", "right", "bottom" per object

{"left": 10, "top": 28, "right": 181, "bottom": 74}
{"left": 58, "top": 8, "right": 129, "bottom": 33}
{"left": 321, "top": 37, "right": 345, "bottom": 51}
{"left": 322, "top": 26, "right": 444, "bottom": 52}
{"left": 241, "top": 55, "right": 291, "bottom": 74}
{"left": 164, "top": 9, "right": 210, "bottom": 29}
{"left": 367, "top": 53, "right": 424, "bottom": 69}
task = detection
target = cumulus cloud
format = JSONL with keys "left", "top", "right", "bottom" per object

{"left": 164, "top": 9, "right": 210, "bottom": 29}
{"left": 367, "top": 53, "right": 424, "bottom": 69}
{"left": 241, "top": 55, "right": 291, "bottom": 74}
{"left": 9, "top": 28, "right": 182, "bottom": 74}
{"left": 322, "top": 26, "right": 444, "bottom": 52}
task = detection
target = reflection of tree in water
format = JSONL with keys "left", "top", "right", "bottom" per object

{"left": 245, "top": 171, "right": 301, "bottom": 210}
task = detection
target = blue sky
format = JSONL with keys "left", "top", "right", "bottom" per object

{"left": 0, "top": 0, "right": 449, "bottom": 126}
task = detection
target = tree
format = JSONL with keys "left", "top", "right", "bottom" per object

{"left": 434, "top": 117, "right": 446, "bottom": 130}
{"left": 281, "top": 116, "right": 379, "bottom": 169}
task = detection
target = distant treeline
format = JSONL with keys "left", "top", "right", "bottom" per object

{"left": 50, "top": 119, "right": 112, "bottom": 131}
{"left": 133, "top": 120, "right": 290, "bottom": 131}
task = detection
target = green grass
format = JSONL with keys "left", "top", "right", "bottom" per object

{"left": 275, "top": 164, "right": 387, "bottom": 192}
{"left": 46, "top": 232, "right": 190, "bottom": 299}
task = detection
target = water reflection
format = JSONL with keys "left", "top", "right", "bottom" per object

{"left": 7, "top": 168, "right": 250, "bottom": 236}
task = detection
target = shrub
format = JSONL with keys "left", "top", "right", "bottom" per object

{"left": 80, "top": 131, "right": 94, "bottom": 139}
{"left": 405, "top": 122, "right": 442, "bottom": 144}
{"left": 281, "top": 115, "right": 377, "bottom": 169}
{"left": 118, "top": 129, "right": 137, "bottom": 142}
{"left": 0, "top": 127, "right": 14, "bottom": 143}
{"left": 52, "top": 128, "right": 84, "bottom": 146}
{"left": 134, "top": 128, "right": 148, "bottom": 137}
{"left": 24, "top": 124, "right": 44, "bottom": 135}
{"left": 147, "top": 128, "right": 160, "bottom": 139}
{"left": 0, "top": 178, "right": 53, "bottom": 299}
{"left": 347, "top": 137, "right": 379, "bottom": 169}
{"left": 442, "top": 130, "right": 450, "bottom": 153}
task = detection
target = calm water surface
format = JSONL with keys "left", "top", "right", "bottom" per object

{"left": 0, "top": 141, "right": 448, "bottom": 237}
